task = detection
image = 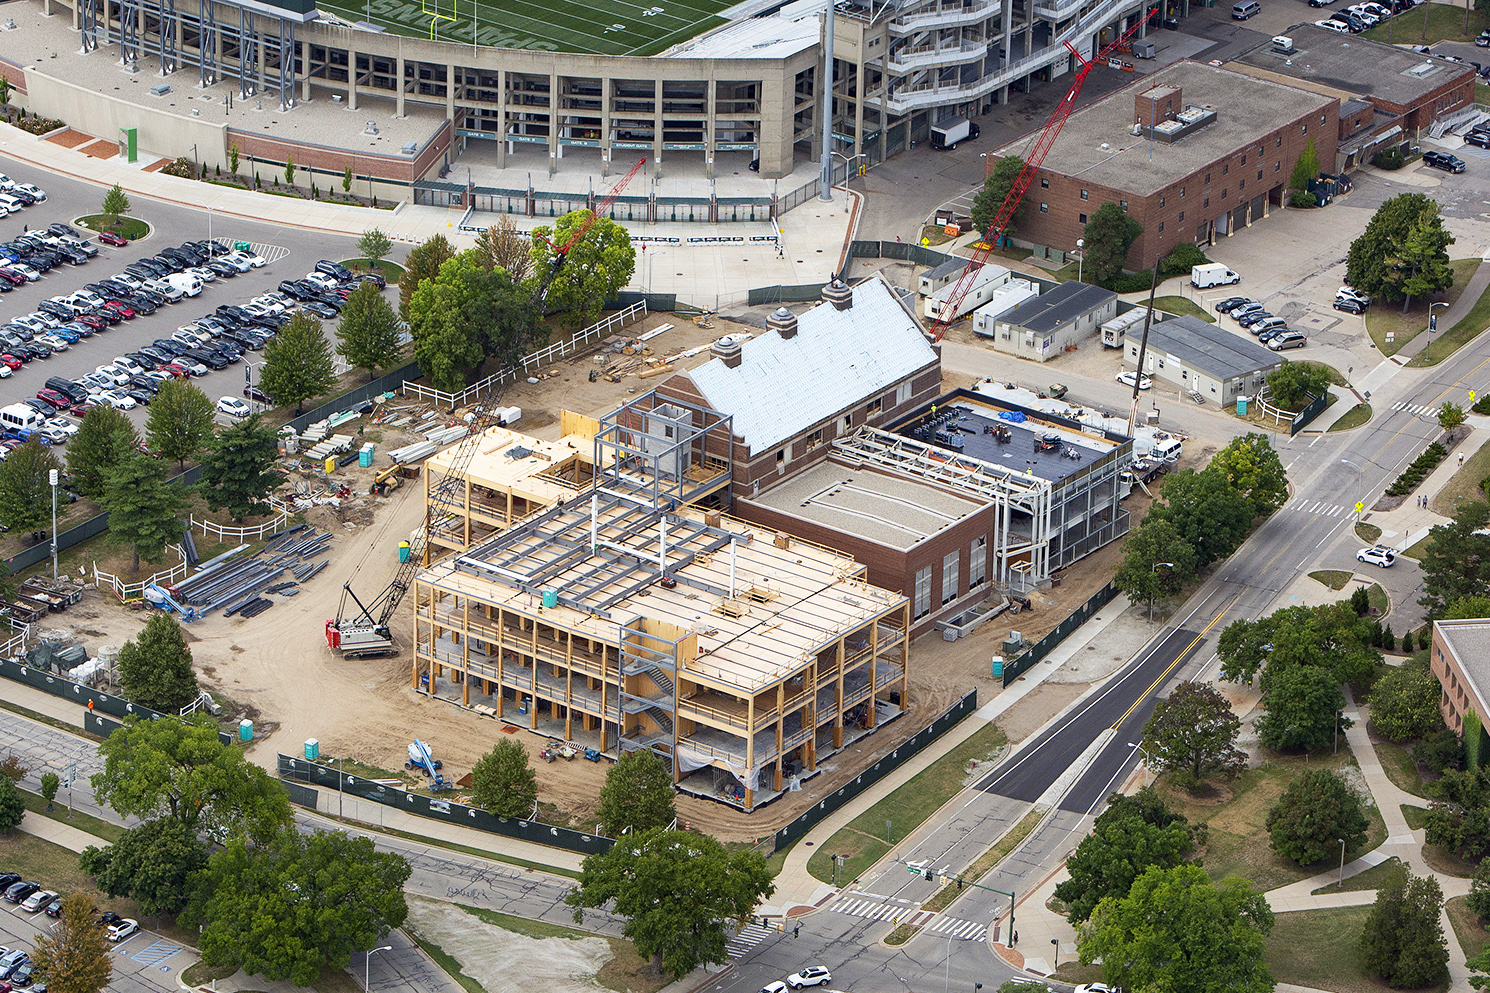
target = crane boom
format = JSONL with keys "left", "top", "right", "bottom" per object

{"left": 326, "top": 161, "right": 647, "bottom": 659}
{"left": 928, "top": 7, "right": 1159, "bottom": 339}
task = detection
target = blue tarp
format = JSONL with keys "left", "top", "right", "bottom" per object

{"left": 998, "top": 411, "right": 1027, "bottom": 423}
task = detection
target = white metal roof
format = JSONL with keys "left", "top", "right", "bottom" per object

{"left": 664, "top": 14, "right": 820, "bottom": 59}
{"left": 684, "top": 275, "right": 937, "bottom": 454}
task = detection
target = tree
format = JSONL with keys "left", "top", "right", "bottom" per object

{"left": 1151, "top": 468, "right": 1255, "bottom": 567}
{"left": 1218, "top": 602, "right": 1379, "bottom": 690}
{"left": 1082, "top": 201, "right": 1143, "bottom": 285}
{"left": 1469, "top": 857, "right": 1490, "bottom": 923}
{"left": 336, "top": 281, "right": 404, "bottom": 381}
{"left": 1347, "top": 193, "right": 1443, "bottom": 303}
{"left": 1077, "top": 864, "right": 1274, "bottom": 993}
{"left": 1289, "top": 136, "right": 1320, "bottom": 194}
{"left": 407, "top": 252, "right": 526, "bottom": 391}
{"left": 399, "top": 233, "right": 455, "bottom": 318}
{"left": 1440, "top": 401, "right": 1468, "bottom": 440}
{"left": 342, "top": 162, "right": 352, "bottom": 193}
{"left": 1256, "top": 664, "right": 1348, "bottom": 753}
{"left": 0, "top": 440, "right": 63, "bottom": 533}
{"left": 78, "top": 819, "right": 207, "bottom": 916}
{"left": 1208, "top": 432, "right": 1288, "bottom": 516}
{"left": 284, "top": 157, "right": 295, "bottom": 186}
{"left": 30, "top": 893, "right": 112, "bottom": 993}
{"left": 1142, "top": 681, "right": 1245, "bottom": 783}
{"left": 1370, "top": 658, "right": 1446, "bottom": 742}
{"left": 184, "top": 830, "right": 410, "bottom": 987}
{"left": 475, "top": 215, "right": 533, "bottom": 282}
{"left": 567, "top": 827, "right": 774, "bottom": 978}
{"left": 1053, "top": 787, "right": 1195, "bottom": 923}
{"left": 357, "top": 228, "right": 392, "bottom": 267}
{"left": 0, "top": 775, "right": 23, "bottom": 834}
{"left": 1447, "top": 595, "right": 1490, "bottom": 620}
{"left": 116, "top": 614, "right": 198, "bottom": 713}
{"left": 67, "top": 406, "right": 139, "bottom": 499}
{"left": 598, "top": 749, "right": 677, "bottom": 836}
{"left": 970, "top": 156, "right": 1026, "bottom": 241}
{"left": 529, "top": 212, "right": 636, "bottom": 329}
{"left": 198, "top": 414, "right": 285, "bottom": 522}
{"left": 470, "top": 739, "right": 537, "bottom": 818}
{"left": 40, "top": 772, "right": 58, "bottom": 810}
{"left": 1113, "top": 518, "right": 1197, "bottom": 618}
{"left": 103, "top": 454, "right": 185, "bottom": 571}
{"left": 1266, "top": 769, "right": 1368, "bottom": 865}
{"left": 1424, "top": 764, "right": 1490, "bottom": 857}
{"left": 1419, "top": 501, "right": 1490, "bottom": 617}
{"left": 0, "top": 76, "right": 11, "bottom": 107}
{"left": 1384, "top": 209, "right": 1455, "bottom": 311}
{"left": 1266, "top": 359, "right": 1332, "bottom": 409}
{"left": 229, "top": 142, "right": 240, "bottom": 175}
{"left": 101, "top": 184, "right": 130, "bottom": 225}
{"left": 144, "top": 379, "right": 214, "bottom": 469}
{"left": 260, "top": 312, "right": 336, "bottom": 415}
{"left": 91, "top": 715, "right": 292, "bottom": 843}
{"left": 1359, "top": 870, "right": 1449, "bottom": 989}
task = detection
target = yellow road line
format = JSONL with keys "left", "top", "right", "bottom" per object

{"left": 1109, "top": 594, "right": 1238, "bottom": 730}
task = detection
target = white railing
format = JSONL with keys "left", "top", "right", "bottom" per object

{"left": 191, "top": 510, "right": 290, "bottom": 544}
{"left": 93, "top": 545, "right": 188, "bottom": 602}
{"left": 887, "top": 41, "right": 987, "bottom": 73}
{"left": 0, "top": 626, "right": 28, "bottom": 659}
{"left": 401, "top": 300, "right": 649, "bottom": 408}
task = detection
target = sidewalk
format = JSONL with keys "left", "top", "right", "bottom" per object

{"left": 1392, "top": 254, "right": 1490, "bottom": 365}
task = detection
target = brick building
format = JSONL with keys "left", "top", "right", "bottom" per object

{"left": 1007, "top": 60, "right": 1339, "bottom": 272}
{"left": 1430, "top": 620, "right": 1490, "bottom": 752}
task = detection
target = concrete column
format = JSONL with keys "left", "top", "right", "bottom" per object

{"left": 706, "top": 77, "right": 716, "bottom": 180}
{"left": 347, "top": 43, "right": 358, "bottom": 110}
{"left": 550, "top": 70, "right": 560, "bottom": 171}
{"left": 853, "top": 57, "right": 865, "bottom": 157}
{"left": 395, "top": 54, "right": 405, "bottom": 117}
{"left": 652, "top": 78, "right": 662, "bottom": 168}
{"left": 446, "top": 62, "right": 456, "bottom": 123}
{"left": 496, "top": 68, "right": 507, "bottom": 167}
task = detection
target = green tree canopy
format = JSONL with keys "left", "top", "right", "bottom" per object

{"left": 78, "top": 818, "right": 208, "bottom": 916}
{"left": 104, "top": 454, "right": 186, "bottom": 571}
{"left": 1439, "top": 401, "right": 1468, "bottom": 439}
{"left": 30, "top": 893, "right": 112, "bottom": 993}
{"left": 91, "top": 715, "right": 292, "bottom": 843}
{"left": 1151, "top": 468, "right": 1256, "bottom": 567}
{"left": 399, "top": 233, "right": 455, "bottom": 318}
{"left": 184, "top": 830, "right": 410, "bottom": 987}
{"left": 1218, "top": 602, "right": 1380, "bottom": 689}
{"left": 1384, "top": 209, "right": 1455, "bottom": 310}
{"left": 1447, "top": 596, "right": 1490, "bottom": 619}
{"left": 1053, "top": 787, "right": 1195, "bottom": 923}
{"left": 529, "top": 212, "right": 636, "bottom": 329}
{"left": 1419, "top": 500, "right": 1490, "bottom": 617}
{"left": 117, "top": 614, "right": 198, "bottom": 713}
{"left": 1346, "top": 193, "right": 1442, "bottom": 302}
{"left": 357, "top": 228, "right": 392, "bottom": 266}
{"left": 475, "top": 215, "right": 533, "bottom": 282}
{"left": 1289, "top": 136, "right": 1320, "bottom": 192}
{"left": 0, "top": 439, "right": 63, "bottom": 534}
{"left": 1359, "top": 870, "right": 1449, "bottom": 989}
{"left": 68, "top": 406, "right": 140, "bottom": 499}
{"left": 145, "top": 379, "right": 215, "bottom": 469}
{"left": 198, "top": 414, "right": 285, "bottom": 522}
{"left": 336, "top": 281, "right": 404, "bottom": 381}
{"left": 1266, "top": 359, "right": 1332, "bottom": 409}
{"left": 1370, "top": 658, "right": 1447, "bottom": 743}
{"left": 1208, "top": 432, "right": 1288, "bottom": 516}
{"left": 566, "top": 827, "right": 774, "bottom": 978}
{"left": 1266, "top": 769, "right": 1368, "bottom": 865}
{"left": 260, "top": 313, "right": 336, "bottom": 415}
{"left": 0, "top": 775, "right": 23, "bottom": 834}
{"left": 470, "top": 739, "right": 538, "bottom": 818}
{"left": 1077, "top": 863, "right": 1274, "bottom": 993}
{"left": 1424, "top": 764, "right": 1490, "bottom": 857}
{"left": 598, "top": 749, "right": 677, "bottom": 836}
{"left": 101, "top": 184, "right": 130, "bottom": 225}
{"left": 1142, "top": 681, "right": 1245, "bottom": 783}
{"left": 1113, "top": 517, "right": 1197, "bottom": 617}
{"left": 1255, "top": 664, "right": 1348, "bottom": 753}
{"left": 1082, "top": 201, "right": 1143, "bottom": 285}
{"left": 970, "top": 156, "right": 1026, "bottom": 240}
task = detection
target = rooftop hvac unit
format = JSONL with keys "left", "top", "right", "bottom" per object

{"left": 1272, "top": 35, "right": 1294, "bottom": 53}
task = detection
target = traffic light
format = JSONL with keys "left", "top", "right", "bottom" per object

{"left": 925, "top": 868, "right": 938, "bottom": 884}
{"left": 957, "top": 877, "right": 963, "bottom": 890}
{"left": 793, "top": 923, "right": 801, "bottom": 938}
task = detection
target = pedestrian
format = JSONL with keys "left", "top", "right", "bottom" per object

{"left": 1012, "top": 930, "right": 1018, "bottom": 946}
{"left": 1461, "top": 453, "right": 1466, "bottom": 466}
{"left": 896, "top": 235, "right": 902, "bottom": 243}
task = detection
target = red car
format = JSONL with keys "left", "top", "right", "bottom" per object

{"left": 76, "top": 314, "right": 110, "bottom": 332}
{"left": 70, "top": 401, "right": 97, "bottom": 417}
{"left": 162, "top": 363, "right": 190, "bottom": 378}
{"left": 103, "top": 300, "right": 136, "bottom": 319}
{"left": 0, "top": 355, "right": 21, "bottom": 370}
{"left": 0, "top": 269, "right": 26, "bottom": 286}
{"left": 36, "top": 388, "right": 71, "bottom": 410}
{"left": 97, "top": 231, "right": 128, "bottom": 247}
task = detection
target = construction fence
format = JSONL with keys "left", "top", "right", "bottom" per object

{"left": 773, "top": 689, "right": 978, "bottom": 850}
{"left": 1001, "top": 582, "right": 1118, "bottom": 686}
{"left": 275, "top": 753, "right": 615, "bottom": 857}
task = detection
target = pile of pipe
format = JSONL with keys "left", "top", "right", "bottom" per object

{"left": 168, "top": 525, "right": 333, "bottom": 619}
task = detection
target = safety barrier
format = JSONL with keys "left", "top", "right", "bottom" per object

{"left": 94, "top": 545, "right": 189, "bottom": 603}
{"left": 190, "top": 510, "right": 290, "bottom": 544}
{"left": 1001, "top": 582, "right": 1117, "bottom": 686}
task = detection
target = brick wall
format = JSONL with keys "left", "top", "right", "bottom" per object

{"left": 227, "top": 118, "right": 451, "bottom": 186}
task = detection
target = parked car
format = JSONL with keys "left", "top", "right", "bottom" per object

{"left": 1337, "top": 286, "right": 1372, "bottom": 307}
{"left": 19, "top": 890, "right": 55, "bottom": 914}
{"left": 1334, "top": 297, "right": 1366, "bottom": 314}
{"left": 1357, "top": 545, "right": 1397, "bottom": 567}
{"left": 1214, "top": 296, "right": 1252, "bottom": 314}
{"left": 1268, "top": 331, "right": 1308, "bottom": 350}
{"left": 0, "top": 951, "right": 29, "bottom": 980}
{"left": 1115, "top": 371, "right": 1153, "bottom": 390}
{"left": 42, "top": 895, "right": 63, "bottom": 918}
{"left": 96, "top": 231, "right": 128, "bottom": 247}
{"left": 1423, "top": 149, "right": 1467, "bottom": 173}
{"left": 106, "top": 919, "right": 139, "bottom": 943}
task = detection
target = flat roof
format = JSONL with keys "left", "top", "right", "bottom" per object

{"left": 745, "top": 460, "right": 986, "bottom": 551}
{"left": 1023, "top": 60, "right": 1334, "bottom": 197}
{"left": 1000, "top": 281, "right": 1117, "bottom": 335}
{"left": 426, "top": 426, "right": 595, "bottom": 503}
{"left": 1145, "top": 315, "right": 1282, "bottom": 380}
{"left": 1235, "top": 25, "right": 1476, "bottom": 107}
{"left": 897, "top": 395, "right": 1119, "bottom": 485}
{"left": 1435, "top": 619, "right": 1490, "bottom": 724}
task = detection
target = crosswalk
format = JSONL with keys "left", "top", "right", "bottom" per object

{"left": 922, "top": 915, "right": 988, "bottom": 940}
{"left": 827, "top": 897, "right": 918, "bottom": 922}
{"left": 726, "top": 922, "right": 779, "bottom": 959}
{"left": 1393, "top": 401, "right": 1440, "bottom": 419}
{"left": 825, "top": 897, "right": 988, "bottom": 940}
{"left": 1284, "top": 498, "right": 1352, "bottom": 517}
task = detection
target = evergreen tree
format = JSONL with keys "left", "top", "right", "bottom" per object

{"left": 117, "top": 614, "right": 198, "bottom": 713}
{"left": 1266, "top": 769, "right": 1368, "bottom": 864}
{"left": 0, "top": 440, "right": 63, "bottom": 533}
{"left": 970, "top": 156, "right": 1026, "bottom": 241}
{"left": 1359, "top": 870, "right": 1449, "bottom": 988}
{"left": 260, "top": 313, "right": 336, "bottom": 415}
{"left": 198, "top": 414, "right": 285, "bottom": 521}
{"left": 68, "top": 406, "right": 140, "bottom": 499}
{"left": 1082, "top": 201, "right": 1143, "bottom": 284}
{"left": 103, "top": 454, "right": 186, "bottom": 570}
{"left": 1384, "top": 211, "right": 1455, "bottom": 310}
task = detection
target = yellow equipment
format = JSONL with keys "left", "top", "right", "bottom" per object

{"left": 370, "top": 464, "right": 406, "bottom": 496}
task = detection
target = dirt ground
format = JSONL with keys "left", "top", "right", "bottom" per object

{"left": 404, "top": 897, "right": 616, "bottom": 993}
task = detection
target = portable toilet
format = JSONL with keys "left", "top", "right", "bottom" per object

{"left": 304, "top": 738, "right": 320, "bottom": 760}
{"left": 324, "top": 456, "right": 336, "bottom": 473}
{"left": 991, "top": 655, "right": 1004, "bottom": 678}
{"left": 359, "top": 443, "right": 374, "bottom": 468}
{"left": 239, "top": 719, "right": 254, "bottom": 741}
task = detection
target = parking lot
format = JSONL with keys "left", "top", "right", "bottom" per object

{"left": 0, "top": 887, "right": 190, "bottom": 993}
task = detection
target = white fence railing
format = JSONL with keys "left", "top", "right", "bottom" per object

{"left": 191, "top": 511, "right": 289, "bottom": 544}
{"left": 0, "top": 627, "right": 28, "bottom": 659}
{"left": 401, "top": 300, "right": 649, "bottom": 409}
{"left": 94, "top": 545, "right": 188, "bottom": 602}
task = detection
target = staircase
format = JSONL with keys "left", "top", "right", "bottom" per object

{"left": 650, "top": 668, "right": 675, "bottom": 696}
{"left": 647, "top": 708, "right": 675, "bottom": 735}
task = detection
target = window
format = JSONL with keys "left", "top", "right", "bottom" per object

{"left": 942, "top": 551, "right": 959, "bottom": 604}
{"left": 1204, "top": 196, "right": 1209, "bottom": 208}
{"left": 776, "top": 447, "right": 787, "bottom": 466}
{"left": 970, "top": 538, "right": 986, "bottom": 588}
{"left": 1040, "top": 203, "right": 1048, "bottom": 213}
{"left": 1178, "top": 211, "right": 1184, "bottom": 222}
{"left": 1321, "top": 113, "right": 1326, "bottom": 123}
{"left": 1221, "top": 188, "right": 1227, "bottom": 199}
{"left": 1223, "top": 163, "right": 1229, "bottom": 175}
{"left": 913, "top": 567, "right": 931, "bottom": 620}
{"left": 1079, "top": 213, "right": 1087, "bottom": 224}
{"left": 839, "top": 415, "right": 851, "bottom": 436}
{"left": 1160, "top": 196, "right": 1165, "bottom": 207}
{"left": 867, "top": 397, "right": 882, "bottom": 416}
{"left": 896, "top": 382, "right": 910, "bottom": 405}
{"left": 1257, "top": 169, "right": 1263, "bottom": 180}
{"left": 807, "top": 428, "right": 824, "bottom": 449}
{"left": 1080, "top": 189, "right": 1089, "bottom": 200}
{"left": 1040, "top": 177, "right": 1049, "bottom": 188}
{"left": 1180, "top": 187, "right": 1185, "bottom": 197}
{"left": 1240, "top": 155, "right": 1246, "bottom": 165}
{"left": 1277, "top": 136, "right": 1282, "bottom": 147}
{"left": 1239, "top": 179, "right": 1245, "bottom": 190}
{"left": 1302, "top": 124, "right": 1307, "bottom": 134}
{"left": 1205, "top": 171, "right": 1211, "bottom": 183}
{"left": 1257, "top": 144, "right": 1264, "bottom": 155}
{"left": 1275, "top": 161, "right": 1281, "bottom": 172}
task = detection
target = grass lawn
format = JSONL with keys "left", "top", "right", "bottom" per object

{"left": 1366, "top": 582, "right": 1390, "bottom": 616}
{"left": 1373, "top": 742, "right": 1429, "bottom": 799}
{"left": 1158, "top": 750, "right": 1386, "bottom": 892}
{"left": 1481, "top": 82, "right": 1490, "bottom": 106}
{"left": 1410, "top": 263, "right": 1490, "bottom": 366}
{"left": 806, "top": 720, "right": 1006, "bottom": 883}
{"left": 1356, "top": 522, "right": 1383, "bottom": 544}
{"left": 1402, "top": 804, "right": 1430, "bottom": 829}
{"left": 1402, "top": 533, "right": 1432, "bottom": 561}
{"left": 17, "top": 788, "right": 125, "bottom": 842}
{"left": 1312, "top": 856, "right": 1407, "bottom": 895}
{"left": 1365, "top": 259, "right": 1480, "bottom": 356}
{"left": 1050, "top": 961, "right": 1106, "bottom": 986}
{"left": 74, "top": 213, "right": 151, "bottom": 241}
{"left": 456, "top": 905, "right": 667, "bottom": 993}
{"left": 181, "top": 964, "right": 237, "bottom": 986}
{"left": 1422, "top": 840, "right": 1479, "bottom": 877}
{"left": 1364, "top": 3, "right": 1488, "bottom": 43}
{"left": 1429, "top": 435, "right": 1490, "bottom": 516}
{"left": 405, "top": 928, "right": 482, "bottom": 993}
{"left": 1153, "top": 296, "right": 1215, "bottom": 322}
{"left": 1265, "top": 906, "right": 1397, "bottom": 993}
{"left": 1447, "top": 895, "right": 1490, "bottom": 960}
{"left": 340, "top": 258, "right": 407, "bottom": 284}
{"left": 1329, "top": 404, "right": 1373, "bottom": 432}
{"left": 921, "top": 807, "right": 1042, "bottom": 914}
{"left": 1310, "top": 570, "right": 1353, "bottom": 591}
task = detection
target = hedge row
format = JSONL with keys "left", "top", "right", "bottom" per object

{"left": 1385, "top": 442, "right": 1447, "bottom": 496}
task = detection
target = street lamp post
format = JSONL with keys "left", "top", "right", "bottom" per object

{"left": 1334, "top": 709, "right": 1343, "bottom": 754}
{"left": 48, "top": 468, "right": 57, "bottom": 580}
{"left": 944, "top": 934, "right": 953, "bottom": 993}
{"left": 830, "top": 151, "right": 867, "bottom": 215}
{"left": 191, "top": 142, "right": 199, "bottom": 181}
{"left": 364, "top": 945, "right": 393, "bottom": 992}
{"left": 1338, "top": 838, "right": 1347, "bottom": 887}
{"left": 1075, "top": 239, "right": 1085, "bottom": 283}
{"left": 1428, "top": 301, "right": 1449, "bottom": 361}
{"left": 1148, "top": 561, "right": 1176, "bottom": 622}
{"left": 1051, "top": 938, "right": 1060, "bottom": 969}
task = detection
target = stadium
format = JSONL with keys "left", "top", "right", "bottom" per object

{"left": 19, "top": 0, "right": 1164, "bottom": 194}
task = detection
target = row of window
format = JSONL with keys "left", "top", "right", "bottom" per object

{"left": 783, "top": 386, "right": 901, "bottom": 463}
{"left": 912, "top": 537, "right": 988, "bottom": 620}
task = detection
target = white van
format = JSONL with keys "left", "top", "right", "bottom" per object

{"left": 1191, "top": 262, "right": 1240, "bottom": 289}
{"left": 143, "top": 278, "right": 185, "bottom": 303}
{"left": 165, "top": 273, "right": 203, "bottom": 298}
{"left": 0, "top": 402, "right": 42, "bottom": 437}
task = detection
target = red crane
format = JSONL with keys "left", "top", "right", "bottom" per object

{"left": 928, "top": 8, "right": 1161, "bottom": 339}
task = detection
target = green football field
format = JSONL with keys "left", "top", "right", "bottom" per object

{"left": 321, "top": 0, "right": 730, "bottom": 55}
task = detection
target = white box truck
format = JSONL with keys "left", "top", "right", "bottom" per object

{"left": 1191, "top": 262, "right": 1240, "bottom": 288}
{"left": 925, "top": 264, "right": 1012, "bottom": 322}
{"left": 930, "top": 116, "right": 980, "bottom": 150}
{"left": 1134, "top": 426, "right": 1184, "bottom": 462}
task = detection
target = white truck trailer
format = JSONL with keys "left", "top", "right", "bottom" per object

{"left": 924, "top": 264, "right": 1012, "bottom": 322}
{"left": 1100, "top": 307, "right": 1153, "bottom": 348}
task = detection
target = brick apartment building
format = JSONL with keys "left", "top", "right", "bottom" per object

{"left": 1007, "top": 60, "right": 1338, "bottom": 272}
{"left": 1431, "top": 620, "right": 1490, "bottom": 750}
